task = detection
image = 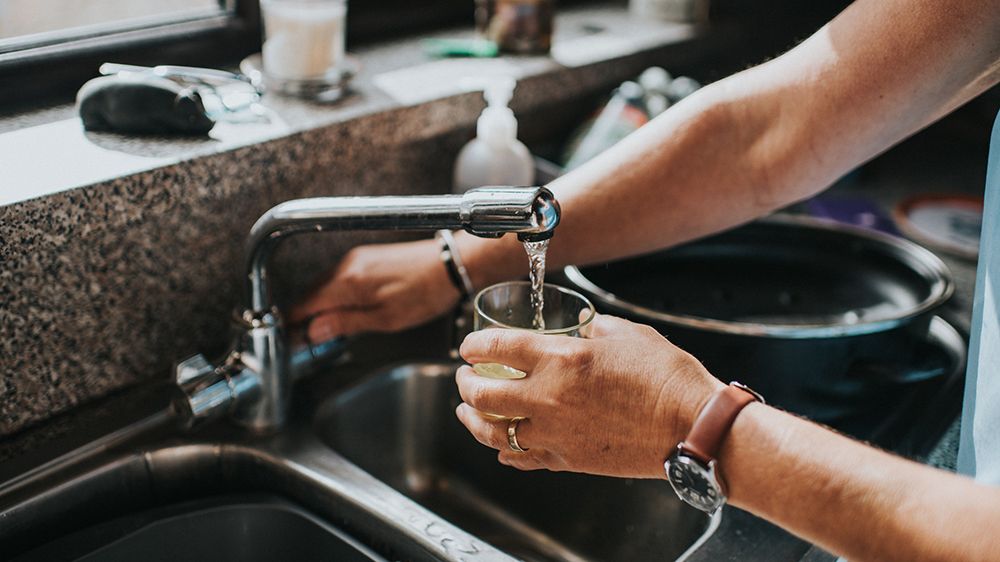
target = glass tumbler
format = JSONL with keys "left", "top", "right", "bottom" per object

{"left": 472, "top": 281, "right": 596, "bottom": 379}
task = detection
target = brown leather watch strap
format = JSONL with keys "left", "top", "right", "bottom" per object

{"left": 680, "top": 383, "right": 762, "bottom": 464}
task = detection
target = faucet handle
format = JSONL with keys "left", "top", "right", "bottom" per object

{"left": 174, "top": 353, "right": 232, "bottom": 428}
{"left": 172, "top": 352, "right": 262, "bottom": 429}
{"left": 175, "top": 354, "right": 214, "bottom": 388}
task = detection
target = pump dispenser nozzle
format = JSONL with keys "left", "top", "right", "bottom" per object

{"left": 483, "top": 76, "right": 515, "bottom": 107}
{"left": 478, "top": 76, "right": 518, "bottom": 147}
{"left": 453, "top": 75, "right": 535, "bottom": 192}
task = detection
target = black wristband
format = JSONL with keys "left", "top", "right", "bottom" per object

{"left": 435, "top": 230, "right": 474, "bottom": 301}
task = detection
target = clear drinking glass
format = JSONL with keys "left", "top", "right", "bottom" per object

{"left": 473, "top": 281, "right": 596, "bottom": 379}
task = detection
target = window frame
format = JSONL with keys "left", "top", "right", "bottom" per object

{"left": 0, "top": 0, "right": 262, "bottom": 108}
{"left": 0, "top": 0, "right": 603, "bottom": 109}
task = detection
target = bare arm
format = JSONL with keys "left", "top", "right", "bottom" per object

{"left": 458, "top": 0, "right": 1000, "bottom": 287}
{"left": 292, "top": 0, "right": 999, "bottom": 338}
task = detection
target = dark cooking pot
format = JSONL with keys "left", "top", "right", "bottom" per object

{"left": 563, "top": 215, "right": 954, "bottom": 421}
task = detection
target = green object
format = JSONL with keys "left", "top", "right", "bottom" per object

{"left": 423, "top": 38, "right": 498, "bottom": 58}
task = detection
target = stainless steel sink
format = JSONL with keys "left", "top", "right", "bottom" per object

{"left": 1, "top": 348, "right": 717, "bottom": 562}
{"left": 15, "top": 494, "right": 384, "bottom": 562}
{"left": 316, "top": 363, "right": 719, "bottom": 562}
{"left": 0, "top": 420, "right": 515, "bottom": 561}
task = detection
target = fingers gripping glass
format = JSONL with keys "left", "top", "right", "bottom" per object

{"left": 472, "top": 281, "right": 596, "bottom": 379}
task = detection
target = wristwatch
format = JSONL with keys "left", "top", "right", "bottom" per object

{"left": 664, "top": 381, "right": 764, "bottom": 513}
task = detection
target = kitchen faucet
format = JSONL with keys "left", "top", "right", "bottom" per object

{"left": 172, "top": 186, "right": 560, "bottom": 432}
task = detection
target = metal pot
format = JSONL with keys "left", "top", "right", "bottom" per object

{"left": 563, "top": 215, "right": 955, "bottom": 420}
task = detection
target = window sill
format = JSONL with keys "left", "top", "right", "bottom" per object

{"left": 0, "top": 4, "right": 712, "bottom": 208}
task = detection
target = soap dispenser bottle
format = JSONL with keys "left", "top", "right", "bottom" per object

{"left": 453, "top": 77, "right": 535, "bottom": 192}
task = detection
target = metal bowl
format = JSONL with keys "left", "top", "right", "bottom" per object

{"left": 564, "top": 215, "right": 955, "bottom": 419}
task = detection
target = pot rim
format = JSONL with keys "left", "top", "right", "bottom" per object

{"left": 563, "top": 215, "right": 955, "bottom": 339}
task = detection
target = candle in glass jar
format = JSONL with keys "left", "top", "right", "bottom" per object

{"left": 261, "top": 0, "right": 347, "bottom": 81}
{"left": 475, "top": 0, "right": 554, "bottom": 54}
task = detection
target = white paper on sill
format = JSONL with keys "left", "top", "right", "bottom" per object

{"left": 373, "top": 58, "right": 525, "bottom": 106}
{"left": 551, "top": 24, "right": 694, "bottom": 68}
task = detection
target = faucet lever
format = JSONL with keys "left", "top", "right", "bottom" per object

{"left": 175, "top": 354, "right": 214, "bottom": 387}
{"left": 172, "top": 352, "right": 261, "bottom": 429}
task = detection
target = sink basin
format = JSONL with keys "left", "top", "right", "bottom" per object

{"left": 317, "top": 363, "right": 719, "bottom": 562}
{"left": 15, "top": 495, "right": 384, "bottom": 562}
{"left": 2, "top": 433, "right": 511, "bottom": 562}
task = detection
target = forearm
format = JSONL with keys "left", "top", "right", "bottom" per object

{"left": 458, "top": 82, "right": 779, "bottom": 288}
{"left": 722, "top": 404, "right": 1000, "bottom": 561}
{"left": 456, "top": 0, "right": 1000, "bottom": 289}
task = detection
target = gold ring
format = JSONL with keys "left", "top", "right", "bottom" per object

{"left": 507, "top": 417, "right": 528, "bottom": 453}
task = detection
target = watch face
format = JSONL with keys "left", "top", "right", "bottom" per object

{"left": 665, "top": 454, "right": 725, "bottom": 513}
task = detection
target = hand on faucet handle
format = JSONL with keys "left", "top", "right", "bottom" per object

{"left": 289, "top": 238, "right": 462, "bottom": 340}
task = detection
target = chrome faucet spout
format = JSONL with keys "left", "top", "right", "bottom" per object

{"left": 174, "top": 186, "right": 560, "bottom": 433}
{"left": 245, "top": 186, "right": 559, "bottom": 314}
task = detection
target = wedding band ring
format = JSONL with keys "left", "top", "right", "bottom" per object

{"left": 507, "top": 416, "right": 528, "bottom": 453}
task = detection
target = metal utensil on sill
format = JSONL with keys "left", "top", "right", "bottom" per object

{"left": 99, "top": 62, "right": 267, "bottom": 122}
{"left": 100, "top": 63, "right": 262, "bottom": 92}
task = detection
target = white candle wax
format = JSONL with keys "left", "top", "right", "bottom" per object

{"left": 262, "top": 0, "right": 346, "bottom": 81}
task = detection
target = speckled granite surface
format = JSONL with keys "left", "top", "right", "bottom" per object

{"left": 0, "top": 6, "right": 712, "bottom": 437}
{"left": 0, "top": 130, "right": 465, "bottom": 435}
{"left": 926, "top": 418, "right": 961, "bottom": 471}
